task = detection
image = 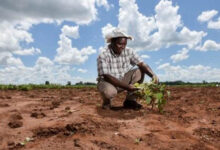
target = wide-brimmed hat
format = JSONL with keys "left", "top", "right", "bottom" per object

{"left": 105, "top": 28, "right": 133, "bottom": 43}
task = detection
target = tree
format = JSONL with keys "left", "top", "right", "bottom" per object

{"left": 67, "top": 81, "right": 71, "bottom": 86}
{"left": 45, "top": 81, "right": 50, "bottom": 85}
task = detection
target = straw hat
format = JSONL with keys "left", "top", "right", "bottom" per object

{"left": 105, "top": 28, "right": 133, "bottom": 43}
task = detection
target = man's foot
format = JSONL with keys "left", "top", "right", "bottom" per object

{"left": 102, "top": 102, "right": 112, "bottom": 110}
{"left": 123, "top": 100, "right": 142, "bottom": 110}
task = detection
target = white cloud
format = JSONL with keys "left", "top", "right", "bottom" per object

{"left": 14, "top": 48, "right": 41, "bottom": 55}
{"left": 77, "top": 68, "right": 88, "bottom": 73}
{"left": 98, "top": 46, "right": 106, "bottom": 54}
{"left": 141, "top": 55, "right": 150, "bottom": 59}
{"left": 196, "top": 40, "right": 220, "bottom": 51}
{"left": 208, "top": 18, "right": 220, "bottom": 29}
{"left": 178, "top": 27, "right": 206, "bottom": 49}
{"left": 103, "top": 0, "right": 206, "bottom": 51}
{"left": 81, "top": 46, "right": 97, "bottom": 55}
{"left": 96, "top": 0, "right": 111, "bottom": 11}
{"left": 0, "top": 22, "right": 33, "bottom": 53}
{"left": 0, "top": 52, "right": 23, "bottom": 67}
{"left": 197, "top": 10, "right": 218, "bottom": 22}
{"left": 0, "top": 0, "right": 110, "bottom": 26}
{"left": 157, "top": 63, "right": 220, "bottom": 82}
{"left": 54, "top": 25, "right": 96, "bottom": 65}
{"left": 170, "top": 48, "right": 189, "bottom": 63}
{"left": 0, "top": 54, "right": 96, "bottom": 84}
{"left": 0, "top": 21, "right": 40, "bottom": 65}
{"left": 198, "top": 10, "right": 220, "bottom": 30}
{"left": 0, "top": 56, "right": 78, "bottom": 84}
{"left": 36, "top": 57, "right": 54, "bottom": 66}
{"left": 61, "top": 25, "right": 79, "bottom": 39}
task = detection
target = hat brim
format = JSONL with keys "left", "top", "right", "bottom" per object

{"left": 106, "top": 36, "right": 132, "bottom": 43}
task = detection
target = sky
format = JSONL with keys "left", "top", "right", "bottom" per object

{"left": 0, "top": 0, "right": 220, "bottom": 84}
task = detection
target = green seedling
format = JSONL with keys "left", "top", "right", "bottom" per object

{"left": 134, "top": 82, "right": 170, "bottom": 113}
{"left": 134, "top": 138, "right": 141, "bottom": 144}
{"left": 19, "top": 142, "right": 26, "bottom": 146}
{"left": 25, "top": 137, "right": 34, "bottom": 142}
{"left": 19, "top": 137, "right": 34, "bottom": 146}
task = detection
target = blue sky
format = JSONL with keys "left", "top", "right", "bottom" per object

{"left": 0, "top": 0, "right": 220, "bottom": 84}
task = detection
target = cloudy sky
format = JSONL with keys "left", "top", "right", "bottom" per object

{"left": 0, "top": 0, "right": 220, "bottom": 84}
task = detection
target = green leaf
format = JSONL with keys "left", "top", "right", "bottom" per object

{"left": 134, "top": 83, "right": 140, "bottom": 87}
{"left": 155, "top": 93, "right": 163, "bottom": 100}
{"left": 145, "top": 96, "right": 152, "bottom": 104}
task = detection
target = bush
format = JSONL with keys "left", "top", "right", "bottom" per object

{"left": 45, "top": 81, "right": 50, "bottom": 85}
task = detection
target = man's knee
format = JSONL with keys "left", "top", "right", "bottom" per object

{"left": 102, "top": 87, "right": 117, "bottom": 99}
{"left": 132, "top": 68, "right": 144, "bottom": 84}
{"left": 97, "top": 81, "right": 117, "bottom": 100}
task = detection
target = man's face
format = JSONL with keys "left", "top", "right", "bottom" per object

{"left": 113, "top": 37, "right": 127, "bottom": 55}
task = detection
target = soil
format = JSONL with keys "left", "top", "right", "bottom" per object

{"left": 0, "top": 87, "right": 219, "bottom": 150}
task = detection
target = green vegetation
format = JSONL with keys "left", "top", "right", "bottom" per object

{"left": 161, "top": 80, "right": 220, "bottom": 87}
{"left": 0, "top": 80, "right": 219, "bottom": 90}
{"left": 134, "top": 82, "right": 170, "bottom": 113}
{"left": 0, "top": 81, "right": 96, "bottom": 90}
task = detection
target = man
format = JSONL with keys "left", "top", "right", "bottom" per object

{"left": 97, "top": 28, "right": 159, "bottom": 110}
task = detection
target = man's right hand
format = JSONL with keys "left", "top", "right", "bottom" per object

{"left": 127, "top": 84, "right": 139, "bottom": 92}
{"left": 103, "top": 74, "right": 139, "bottom": 92}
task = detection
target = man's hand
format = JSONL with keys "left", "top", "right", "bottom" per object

{"left": 103, "top": 74, "right": 140, "bottom": 91}
{"left": 152, "top": 74, "right": 159, "bottom": 84}
{"left": 127, "top": 84, "right": 139, "bottom": 92}
{"left": 138, "top": 62, "right": 159, "bottom": 84}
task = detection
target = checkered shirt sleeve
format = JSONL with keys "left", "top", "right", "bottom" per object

{"left": 97, "top": 53, "right": 109, "bottom": 76}
{"left": 129, "top": 48, "right": 143, "bottom": 66}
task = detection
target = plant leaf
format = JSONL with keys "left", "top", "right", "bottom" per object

{"left": 145, "top": 96, "right": 152, "bottom": 104}
{"left": 155, "top": 93, "right": 163, "bottom": 100}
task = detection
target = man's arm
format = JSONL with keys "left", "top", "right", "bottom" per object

{"left": 103, "top": 74, "right": 138, "bottom": 91}
{"left": 137, "top": 62, "right": 159, "bottom": 83}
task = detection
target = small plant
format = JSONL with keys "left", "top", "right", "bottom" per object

{"left": 19, "top": 137, "right": 34, "bottom": 146}
{"left": 134, "top": 82, "right": 170, "bottom": 113}
{"left": 134, "top": 138, "right": 142, "bottom": 144}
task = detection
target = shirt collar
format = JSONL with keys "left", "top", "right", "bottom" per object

{"left": 108, "top": 45, "right": 123, "bottom": 57}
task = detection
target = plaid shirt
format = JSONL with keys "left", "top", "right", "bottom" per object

{"left": 97, "top": 46, "right": 143, "bottom": 80}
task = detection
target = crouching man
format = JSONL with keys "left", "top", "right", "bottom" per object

{"left": 97, "top": 28, "right": 159, "bottom": 110}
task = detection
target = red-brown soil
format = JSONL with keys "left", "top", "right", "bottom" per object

{"left": 0, "top": 87, "right": 219, "bottom": 150}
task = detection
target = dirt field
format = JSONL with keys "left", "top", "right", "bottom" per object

{"left": 0, "top": 87, "right": 220, "bottom": 150}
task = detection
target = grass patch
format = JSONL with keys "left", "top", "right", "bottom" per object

{"left": 0, "top": 84, "right": 96, "bottom": 90}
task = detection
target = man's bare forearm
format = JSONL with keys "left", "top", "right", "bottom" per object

{"left": 138, "top": 62, "right": 155, "bottom": 78}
